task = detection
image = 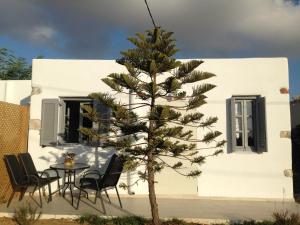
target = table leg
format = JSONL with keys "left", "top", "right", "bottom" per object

{"left": 72, "top": 170, "right": 88, "bottom": 198}
{"left": 62, "top": 170, "right": 71, "bottom": 197}
{"left": 57, "top": 168, "right": 90, "bottom": 207}
{"left": 63, "top": 170, "right": 79, "bottom": 206}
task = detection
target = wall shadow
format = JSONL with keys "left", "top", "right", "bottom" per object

{"left": 20, "top": 95, "right": 31, "bottom": 105}
{"left": 38, "top": 144, "right": 114, "bottom": 180}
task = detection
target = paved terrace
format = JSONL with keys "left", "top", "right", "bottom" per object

{"left": 0, "top": 194, "right": 299, "bottom": 222}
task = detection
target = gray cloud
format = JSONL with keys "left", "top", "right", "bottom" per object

{"left": 0, "top": 0, "right": 300, "bottom": 58}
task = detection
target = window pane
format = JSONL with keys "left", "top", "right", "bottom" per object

{"left": 247, "top": 116, "right": 253, "bottom": 131}
{"left": 248, "top": 131, "right": 254, "bottom": 146}
{"left": 236, "top": 133, "right": 243, "bottom": 146}
{"left": 235, "top": 102, "right": 242, "bottom": 115}
{"left": 235, "top": 117, "right": 243, "bottom": 131}
{"left": 246, "top": 100, "right": 254, "bottom": 116}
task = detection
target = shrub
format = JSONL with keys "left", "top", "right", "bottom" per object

{"left": 77, "top": 214, "right": 108, "bottom": 225}
{"left": 161, "top": 218, "right": 189, "bottom": 225}
{"left": 273, "top": 210, "right": 300, "bottom": 225}
{"left": 13, "top": 203, "right": 42, "bottom": 225}
{"left": 112, "top": 216, "right": 148, "bottom": 225}
{"left": 232, "top": 220, "right": 273, "bottom": 225}
{"left": 78, "top": 215, "right": 149, "bottom": 225}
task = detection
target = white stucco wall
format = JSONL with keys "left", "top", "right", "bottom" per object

{"left": 0, "top": 80, "right": 31, "bottom": 105}
{"left": 194, "top": 58, "right": 293, "bottom": 199}
{"left": 28, "top": 58, "right": 293, "bottom": 199}
{"left": 29, "top": 59, "right": 145, "bottom": 195}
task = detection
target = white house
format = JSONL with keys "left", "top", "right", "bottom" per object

{"left": 0, "top": 80, "right": 31, "bottom": 105}
{"left": 9, "top": 58, "right": 294, "bottom": 200}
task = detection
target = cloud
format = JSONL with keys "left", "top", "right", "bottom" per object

{"left": 28, "top": 26, "right": 56, "bottom": 43}
{"left": 0, "top": 0, "right": 299, "bottom": 58}
{"left": 0, "top": 0, "right": 58, "bottom": 49}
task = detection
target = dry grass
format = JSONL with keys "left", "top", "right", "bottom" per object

{"left": 0, "top": 217, "right": 81, "bottom": 225}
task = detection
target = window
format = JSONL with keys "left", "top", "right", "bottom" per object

{"left": 230, "top": 96, "right": 267, "bottom": 153}
{"left": 40, "top": 97, "right": 110, "bottom": 146}
{"left": 63, "top": 99, "right": 93, "bottom": 143}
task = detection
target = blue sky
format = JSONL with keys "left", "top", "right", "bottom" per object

{"left": 0, "top": 0, "right": 299, "bottom": 97}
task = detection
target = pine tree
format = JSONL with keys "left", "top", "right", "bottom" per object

{"left": 0, "top": 48, "right": 32, "bottom": 80}
{"left": 81, "top": 28, "right": 225, "bottom": 225}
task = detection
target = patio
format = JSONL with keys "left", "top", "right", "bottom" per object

{"left": 0, "top": 194, "right": 299, "bottom": 222}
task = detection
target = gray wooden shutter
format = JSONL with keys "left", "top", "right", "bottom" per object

{"left": 257, "top": 96, "right": 267, "bottom": 152}
{"left": 230, "top": 97, "right": 236, "bottom": 152}
{"left": 40, "top": 99, "right": 59, "bottom": 146}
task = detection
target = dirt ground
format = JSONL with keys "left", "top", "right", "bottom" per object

{"left": 0, "top": 217, "right": 201, "bottom": 225}
{"left": 0, "top": 217, "right": 82, "bottom": 225}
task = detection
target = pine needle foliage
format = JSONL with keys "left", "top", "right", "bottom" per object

{"left": 0, "top": 48, "right": 32, "bottom": 80}
{"left": 82, "top": 27, "right": 224, "bottom": 225}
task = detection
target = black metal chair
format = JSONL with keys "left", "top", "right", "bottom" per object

{"left": 76, "top": 154, "right": 124, "bottom": 213}
{"left": 4, "top": 154, "right": 42, "bottom": 207}
{"left": 18, "top": 153, "right": 61, "bottom": 205}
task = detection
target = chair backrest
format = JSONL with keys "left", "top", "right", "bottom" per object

{"left": 101, "top": 154, "right": 124, "bottom": 188}
{"left": 3, "top": 154, "right": 26, "bottom": 188}
{"left": 18, "top": 153, "right": 38, "bottom": 177}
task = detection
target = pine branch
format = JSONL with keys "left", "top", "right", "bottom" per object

{"left": 130, "top": 104, "right": 150, "bottom": 110}
{"left": 181, "top": 112, "right": 204, "bottom": 125}
{"left": 156, "top": 157, "right": 201, "bottom": 177}
{"left": 157, "top": 153, "right": 193, "bottom": 161}
{"left": 122, "top": 102, "right": 151, "bottom": 107}
{"left": 175, "top": 60, "right": 203, "bottom": 79}
{"left": 181, "top": 71, "right": 216, "bottom": 84}
{"left": 191, "top": 84, "right": 216, "bottom": 97}
{"left": 201, "top": 131, "right": 222, "bottom": 143}
{"left": 199, "top": 117, "right": 218, "bottom": 128}
{"left": 187, "top": 95, "right": 207, "bottom": 110}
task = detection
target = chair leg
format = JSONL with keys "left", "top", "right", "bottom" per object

{"left": 115, "top": 187, "right": 122, "bottom": 208}
{"left": 19, "top": 189, "right": 26, "bottom": 201}
{"left": 7, "top": 191, "right": 15, "bottom": 207}
{"left": 104, "top": 190, "right": 111, "bottom": 203}
{"left": 99, "top": 191, "right": 106, "bottom": 214}
{"left": 28, "top": 186, "right": 42, "bottom": 208}
{"left": 76, "top": 188, "right": 82, "bottom": 209}
{"left": 42, "top": 186, "right": 46, "bottom": 197}
{"left": 57, "top": 179, "right": 61, "bottom": 195}
{"left": 94, "top": 191, "right": 98, "bottom": 204}
{"left": 47, "top": 183, "right": 52, "bottom": 202}
{"left": 32, "top": 185, "right": 37, "bottom": 194}
{"left": 38, "top": 187, "right": 42, "bottom": 208}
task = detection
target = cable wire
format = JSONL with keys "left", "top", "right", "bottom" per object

{"left": 144, "top": 0, "right": 157, "bottom": 28}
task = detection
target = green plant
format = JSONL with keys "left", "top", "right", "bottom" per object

{"left": 13, "top": 203, "right": 42, "bottom": 225}
{"left": 232, "top": 220, "right": 273, "bottom": 225}
{"left": 77, "top": 214, "right": 148, "bottom": 225}
{"left": 161, "top": 218, "right": 188, "bottom": 225}
{"left": 112, "top": 216, "right": 148, "bottom": 225}
{"left": 77, "top": 214, "right": 108, "bottom": 225}
{"left": 273, "top": 210, "right": 300, "bottom": 225}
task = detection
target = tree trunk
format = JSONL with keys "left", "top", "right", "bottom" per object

{"left": 147, "top": 71, "right": 160, "bottom": 225}
{"left": 147, "top": 154, "right": 160, "bottom": 225}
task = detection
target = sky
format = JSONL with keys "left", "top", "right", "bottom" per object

{"left": 0, "top": 0, "right": 299, "bottom": 97}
